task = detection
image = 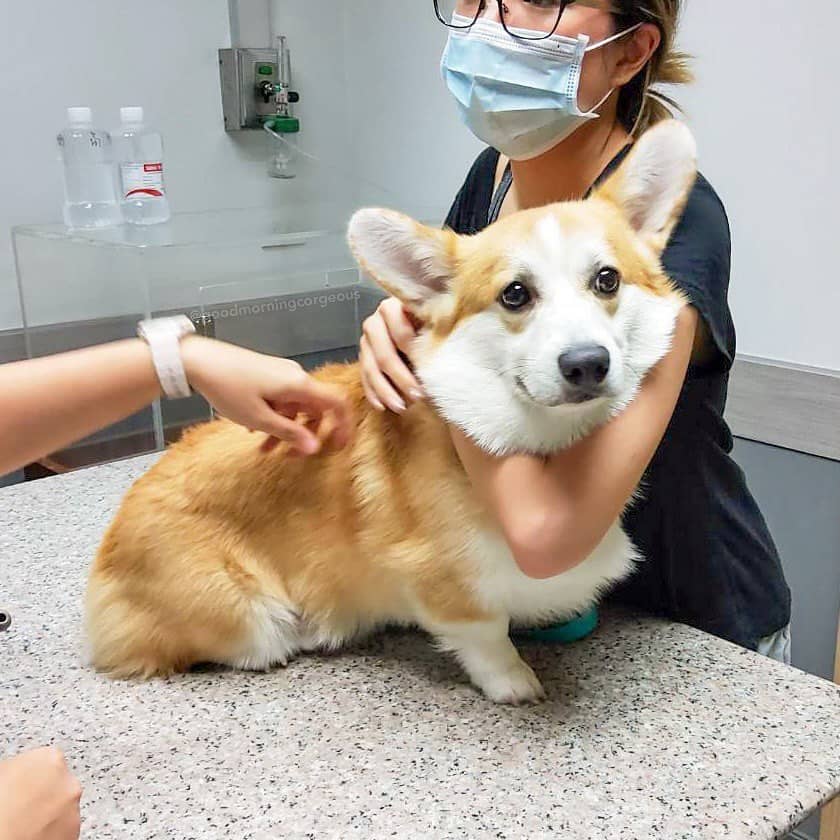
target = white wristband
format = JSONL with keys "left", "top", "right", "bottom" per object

{"left": 137, "top": 315, "right": 196, "bottom": 399}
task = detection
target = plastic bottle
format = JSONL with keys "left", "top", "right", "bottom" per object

{"left": 56, "top": 107, "right": 122, "bottom": 229}
{"left": 264, "top": 115, "right": 301, "bottom": 180}
{"left": 114, "top": 106, "right": 171, "bottom": 225}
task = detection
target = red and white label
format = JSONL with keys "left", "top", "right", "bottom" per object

{"left": 121, "top": 161, "right": 165, "bottom": 199}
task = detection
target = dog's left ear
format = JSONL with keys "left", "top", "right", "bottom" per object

{"left": 593, "top": 119, "right": 698, "bottom": 254}
{"left": 348, "top": 208, "right": 457, "bottom": 316}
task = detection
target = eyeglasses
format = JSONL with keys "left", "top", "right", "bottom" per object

{"left": 433, "top": 0, "right": 621, "bottom": 41}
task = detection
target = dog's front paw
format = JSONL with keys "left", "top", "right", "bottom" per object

{"left": 479, "top": 659, "right": 546, "bottom": 705}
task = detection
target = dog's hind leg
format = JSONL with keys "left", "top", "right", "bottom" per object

{"left": 422, "top": 614, "right": 546, "bottom": 705}
{"left": 221, "top": 595, "right": 304, "bottom": 672}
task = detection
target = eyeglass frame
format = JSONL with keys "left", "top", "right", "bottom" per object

{"left": 433, "top": 0, "right": 625, "bottom": 42}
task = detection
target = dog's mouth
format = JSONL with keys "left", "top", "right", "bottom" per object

{"left": 514, "top": 376, "right": 604, "bottom": 408}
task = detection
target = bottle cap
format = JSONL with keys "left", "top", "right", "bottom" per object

{"left": 120, "top": 106, "right": 144, "bottom": 123}
{"left": 267, "top": 115, "right": 300, "bottom": 134}
{"left": 67, "top": 107, "right": 92, "bottom": 124}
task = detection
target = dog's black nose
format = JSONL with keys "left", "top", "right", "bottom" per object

{"left": 558, "top": 345, "right": 611, "bottom": 390}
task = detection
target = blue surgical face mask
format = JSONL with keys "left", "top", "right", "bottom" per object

{"left": 441, "top": 15, "right": 641, "bottom": 161}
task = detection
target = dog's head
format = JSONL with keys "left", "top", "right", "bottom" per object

{"left": 348, "top": 120, "right": 696, "bottom": 455}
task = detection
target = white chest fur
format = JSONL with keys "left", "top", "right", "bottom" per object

{"left": 466, "top": 523, "right": 638, "bottom": 626}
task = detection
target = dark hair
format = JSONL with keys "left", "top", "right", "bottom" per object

{"left": 612, "top": 0, "right": 693, "bottom": 135}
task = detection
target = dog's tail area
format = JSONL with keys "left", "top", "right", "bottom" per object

{"left": 85, "top": 523, "right": 304, "bottom": 679}
{"left": 85, "top": 575, "right": 194, "bottom": 679}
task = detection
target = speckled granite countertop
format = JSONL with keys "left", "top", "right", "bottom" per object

{"left": 1, "top": 454, "right": 839, "bottom": 840}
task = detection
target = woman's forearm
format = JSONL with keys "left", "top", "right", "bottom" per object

{"left": 451, "top": 307, "right": 698, "bottom": 579}
{"left": 449, "top": 430, "right": 576, "bottom": 576}
{"left": 0, "top": 339, "right": 161, "bottom": 476}
{"left": 0, "top": 333, "right": 356, "bottom": 479}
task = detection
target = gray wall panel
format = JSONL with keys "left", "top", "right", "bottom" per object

{"left": 732, "top": 438, "right": 840, "bottom": 682}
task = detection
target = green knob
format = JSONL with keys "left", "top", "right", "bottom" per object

{"left": 267, "top": 115, "right": 300, "bottom": 134}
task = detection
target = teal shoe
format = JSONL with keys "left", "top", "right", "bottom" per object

{"left": 512, "top": 606, "right": 599, "bottom": 644}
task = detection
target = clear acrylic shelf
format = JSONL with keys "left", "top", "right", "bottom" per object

{"left": 12, "top": 207, "right": 384, "bottom": 476}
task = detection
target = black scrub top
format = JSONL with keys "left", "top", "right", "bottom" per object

{"left": 444, "top": 145, "right": 791, "bottom": 650}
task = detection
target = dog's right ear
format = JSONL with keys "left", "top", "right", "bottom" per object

{"left": 348, "top": 209, "right": 457, "bottom": 313}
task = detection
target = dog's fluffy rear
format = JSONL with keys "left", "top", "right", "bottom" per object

{"left": 87, "top": 364, "right": 500, "bottom": 680}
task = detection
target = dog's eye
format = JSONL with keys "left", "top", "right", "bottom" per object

{"left": 593, "top": 267, "right": 621, "bottom": 296}
{"left": 500, "top": 281, "right": 532, "bottom": 311}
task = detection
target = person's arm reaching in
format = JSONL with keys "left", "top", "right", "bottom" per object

{"left": 0, "top": 334, "right": 352, "bottom": 477}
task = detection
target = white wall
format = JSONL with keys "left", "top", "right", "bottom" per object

{"left": 230, "top": 0, "right": 271, "bottom": 48}
{"left": 4, "top": 0, "right": 837, "bottom": 370}
{"left": 269, "top": 0, "right": 480, "bottom": 222}
{"left": 675, "top": 0, "right": 840, "bottom": 370}
{"left": 272, "top": 0, "right": 840, "bottom": 370}
{"left": 268, "top": 1, "right": 357, "bottom": 206}
{"left": 0, "top": 0, "right": 302, "bottom": 331}
{"left": 340, "top": 0, "right": 482, "bottom": 221}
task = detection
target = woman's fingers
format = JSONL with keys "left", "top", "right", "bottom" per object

{"left": 271, "top": 374, "right": 348, "bottom": 423}
{"left": 360, "top": 336, "right": 407, "bottom": 413}
{"left": 361, "top": 313, "right": 422, "bottom": 408}
{"left": 269, "top": 377, "right": 353, "bottom": 448}
{"left": 361, "top": 369, "right": 386, "bottom": 413}
{"left": 253, "top": 410, "right": 321, "bottom": 455}
{"left": 380, "top": 298, "right": 421, "bottom": 357}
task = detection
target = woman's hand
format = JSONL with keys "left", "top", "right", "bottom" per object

{"left": 0, "top": 748, "right": 82, "bottom": 840}
{"left": 359, "top": 298, "right": 424, "bottom": 413}
{"left": 181, "top": 336, "right": 353, "bottom": 456}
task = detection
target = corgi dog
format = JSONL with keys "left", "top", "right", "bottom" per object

{"left": 86, "top": 120, "right": 695, "bottom": 704}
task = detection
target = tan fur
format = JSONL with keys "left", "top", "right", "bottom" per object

{"left": 87, "top": 121, "right": 696, "bottom": 695}
{"left": 85, "top": 212, "right": 670, "bottom": 678}
{"left": 416, "top": 200, "right": 680, "bottom": 349}
{"left": 86, "top": 365, "right": 499, "bottom": 678}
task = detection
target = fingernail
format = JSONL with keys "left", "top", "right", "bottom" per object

{"left": 409, "top": 388, "right": 425, "bottom": 401}
{"left": 390, "top": 397, "right": 406, "bottom": 413}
